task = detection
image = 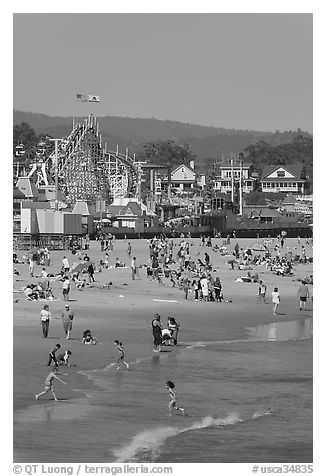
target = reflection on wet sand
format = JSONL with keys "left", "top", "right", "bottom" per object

{"left": 246, "top": 318, "right": 312, "bottom": 342}
{"left": 14, "top": 398, "right": 100, "bottom": 424}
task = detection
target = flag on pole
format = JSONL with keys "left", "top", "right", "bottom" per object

{"left": 76, "top": 93, "right": 87, "bottom": 102}
{"left": 88, "top": 94, "right": 100, "bottom": 103}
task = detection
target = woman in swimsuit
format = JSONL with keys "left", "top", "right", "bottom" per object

{"left": 165, "top": 380, "right": 186, "bottom": 416}
{"left": 114, "top": 340, "right": 129, "bottom": 370}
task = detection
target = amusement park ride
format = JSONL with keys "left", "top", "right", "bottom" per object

{"left": 14, "top": 115, "right": 168, "bottom": 208}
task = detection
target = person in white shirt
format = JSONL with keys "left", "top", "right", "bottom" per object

{"left": 62, "top": 256, "right": 70, "bottom": 273}
{"left": 200, "top": 276, "right": 209, "bottom": 302}
{"left": 271, "top": 287, "right": 280, "bottom": 316}
{"left": 40, "top": 304, "right": 51, "bottom": 338}
{"left": 62, "top": 276, "right": 70, "bottom": 301}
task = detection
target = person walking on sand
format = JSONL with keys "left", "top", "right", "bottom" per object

{"left": 40, "top": 304, "right": 51, "bottom": 338}
{"left": 35, "top": 367, "right": 67, "bottom": 401}
{"left": 257, "top": 280, "right": 267, "bottom": 304}
{"left": 29, "top": 257, "right": 35, "bottom": 277}
{"left": 62, "top": 275, "right": 70, "bottom": 301}
{"left": 114, "top": 340, "right": 129, "bottom": 370}
{"left": 87, "top": 262, "right": 95, "bottom": 283}
{"left": 298, "top": 280, "right": 310, "bottom": 311}
{"left": 152, "top": 313, "right": 162, "bottom": 352}
{"left": 165, "top": 381, "right": 186, "bottom": 416}
{"left": 271, "top": 287, "right": 280, "bottom": 316}
{"left": 61, "top": 304, "right": 74, "bottom": 339}
{"left": 131, "top": 256, "right": 140, "bottom": 280}
{"left": 47, "top": 343, "right": 61, "bottom": 366}
{"left": 62, "top": 256, "right": 70, "bottom": 274}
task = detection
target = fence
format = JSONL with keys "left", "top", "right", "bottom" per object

{"left": 13, "top": 234, "right": 83, "bottom": 251}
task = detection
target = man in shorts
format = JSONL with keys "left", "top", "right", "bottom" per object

{"left": 297, "top": 280, "right": 310, "bottom": 311}
{"left": 257, "top": 280, "right": 267, "bottom": 304}
{"left": 61, "top": 304, "right": 74, "bottom": 339}
{"left": 62, "top": 256, "right": 70, "bottom": 273}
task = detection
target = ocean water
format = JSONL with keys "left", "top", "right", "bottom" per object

{"left": 14, "top": 318, "right": 312, "bottom": 463}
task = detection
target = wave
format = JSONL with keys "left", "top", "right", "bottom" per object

{"left": 113, "top": 408, "right": 276, "bottom": 463}
{"left": 113, "top": 412, "right": 241, "bottom": 463}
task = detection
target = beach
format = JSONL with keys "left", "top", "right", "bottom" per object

{"left": 13, "top": 237, "right": 313, "bottom": 463}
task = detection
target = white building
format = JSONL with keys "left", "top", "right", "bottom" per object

{"left": 213, "top": 163, "right": 256, "bottom": 194}
{"left": 260, "top": 164, "right": 307, "bottom": 194}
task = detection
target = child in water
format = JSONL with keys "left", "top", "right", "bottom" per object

{"left": 165, "top": 380, "right": 186, "bottom": 416}
{"left": 114, "top": 340, "right": 129, "bottom": 370}
{"left": 35, "top": 367, "right": 67, "bottom": 401}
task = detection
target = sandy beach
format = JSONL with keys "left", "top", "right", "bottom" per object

{"left": 13, "top": 237, "right": 313, "bottom": 462}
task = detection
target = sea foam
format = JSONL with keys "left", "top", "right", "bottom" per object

{"left": 113, "top": 412, "right": 241, "bottom": 463}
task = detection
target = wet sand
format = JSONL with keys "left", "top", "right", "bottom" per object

{"left": 13, "top": 237, "right": 313, "bottom": 460}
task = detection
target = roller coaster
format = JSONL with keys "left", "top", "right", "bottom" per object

{"left": 23, "top": 115, "right": 142, "bottom": 205}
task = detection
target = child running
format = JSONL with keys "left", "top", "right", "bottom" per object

{"left": 114, "top": 340, "right": 129, "bottom": 370}
{"left": 35, "top": 367, "right": 67, "bottom": 401}
{"left": 165, "top": 380, "right": 186, "bottom": 416}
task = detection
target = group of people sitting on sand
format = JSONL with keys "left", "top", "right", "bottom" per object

{"left": 23, "top": 282, "right": 55, "bottom": 301}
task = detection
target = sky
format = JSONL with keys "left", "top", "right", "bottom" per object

{"left": 13, "top": 12, "right": 312, "bottom": 133}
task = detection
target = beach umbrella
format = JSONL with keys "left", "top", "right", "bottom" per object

{"left": 71, "top": 262, "right": 89, "bottom": 273}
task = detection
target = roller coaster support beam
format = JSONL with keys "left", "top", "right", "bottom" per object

{"left": 50, "top": 138, "right": 61, "bottom": 211}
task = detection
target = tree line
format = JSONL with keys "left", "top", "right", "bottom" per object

{"left": 13, "top": 122, "right": 313, "bottom": 192}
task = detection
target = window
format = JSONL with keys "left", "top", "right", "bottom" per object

{"left": 277, "top": 170, "right": 285, "bottom": 177}
{"left": 266, "top": 183, "right": 271, "bottom": 188}
{"left": 283, "top": 182, "right": 288, "bottom": 188}
{"left": 280, "top": 182, "right": 283, "bottom": 188}
{"left": 271, "top": 183, "right": 275, "bottom": 188}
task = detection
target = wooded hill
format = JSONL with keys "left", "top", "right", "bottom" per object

{"left": 13, "top": 110, "right": 311, "bottom": 169}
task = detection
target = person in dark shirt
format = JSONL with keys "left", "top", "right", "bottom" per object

{"left": 47, "top": 343, "right": 61, "bottom": 366}
{"left": 88, "top": 262, "right": 95, "bottom": 282}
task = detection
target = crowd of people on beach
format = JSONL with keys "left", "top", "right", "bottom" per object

{"left": 14, "top": 231, "right": 312, "bottom": 415}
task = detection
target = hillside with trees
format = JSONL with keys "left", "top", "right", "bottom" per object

{"left": 13, "top": 110, "right": 313, "bottom": 191}
{"left": 13, "top": 110, "right": 311, "bottom": 166}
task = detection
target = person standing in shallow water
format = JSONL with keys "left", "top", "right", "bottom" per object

{"left": 114, "top": 340, "right": 129, "bottom": 370}
{"left": 165, "top": 381, "right": 186, "bottom": 416}
{"left": 152, "top": 313, "right": 162, "bottom": 352}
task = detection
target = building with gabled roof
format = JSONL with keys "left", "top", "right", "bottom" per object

{"left": 212, "top": 162, "right": 257, "bottom": 194}
{"left": 169, "top": 163, "right": 196, "bottom": 192}
{"left": 260, "top": 164, "right": 307, "bottom": 194}
{"left": 106, "top": 199, "right": 158, "bottom": 231}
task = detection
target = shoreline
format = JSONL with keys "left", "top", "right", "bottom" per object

{"left": 13, "top": 238, "right": 313, "bottom": 451}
